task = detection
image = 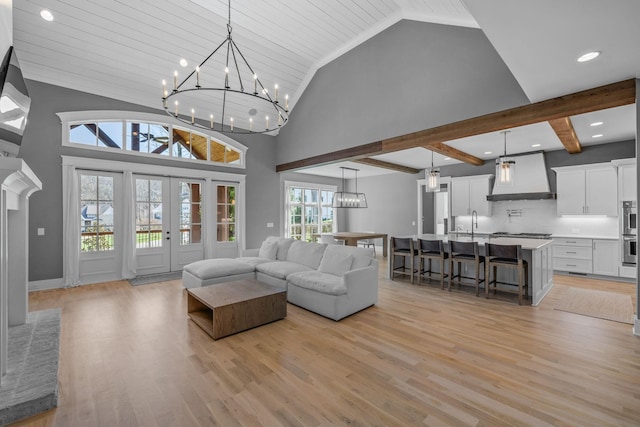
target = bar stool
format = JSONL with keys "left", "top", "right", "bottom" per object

{"left": 390, "top": 237, "right": 418, "bottom": 283}
{"left": 484, "top": 243, "right": 528, "bottom": 305}
{"left": 417, "top": 239, "right": 448, "bottom": 289}
{"left": 448, "top": 240, "right": 485, "bottom": 296}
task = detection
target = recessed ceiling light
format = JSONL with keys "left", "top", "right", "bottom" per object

{"left": 179, "top": 58, "right": 188, "bottom": 67}
{"left": 444, "top": 157, "right": 451, "bottom": 160}
{"left": 592, "top": 134, "right": 604, "bottom": 138}
{"left": 590, "top": 121, "right": 603, "bottom": 127}
{"left": 484, "top": 151, "right": 492, "bottom": 155}
{"left": 40, "top": 9, "right": 54, "bottom": 21}
{"left": 531, "top": 144, "right": 541, "bottom": 148}
{"left": 577, "top": 51, "right": 600, "bottom": 62}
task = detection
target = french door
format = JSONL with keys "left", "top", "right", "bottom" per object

{"left": 134, "top": 175, "right": 204, "bottom": 275}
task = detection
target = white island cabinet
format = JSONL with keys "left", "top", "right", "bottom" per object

{"left": 408, "top": 234, "right": 553, "bottom": 306}
{"left": 553, "top": 163, "right": 617, "bottom": 216}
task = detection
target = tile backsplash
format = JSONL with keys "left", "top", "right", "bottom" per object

{"left": 456, "top": 200, "right": 619, "bottom": 237}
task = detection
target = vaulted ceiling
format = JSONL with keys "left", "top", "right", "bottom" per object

{"left": 11, "top": 0, "right": 640, "bottom": 177}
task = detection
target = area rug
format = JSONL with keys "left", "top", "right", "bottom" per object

{"left": 554, "top": 287, "right": 635, "bottom": 324}
{"left": 128, "top": 271, "right": 182, "bottom": 286}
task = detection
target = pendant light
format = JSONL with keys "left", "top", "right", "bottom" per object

{"left": 496, "top": 130, "right": 515, "bottom": 186}
{"left": 425, "top": 150, "right": 440, "bottom": 192}
{"left": 332, "top": 167, "right": 367, "bottom": 208}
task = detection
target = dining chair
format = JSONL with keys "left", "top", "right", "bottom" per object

{"left": 358, "top": 231, "right": 376, "bottom": 255}
{"left": 484, "top": 243, "right": 528, "bottom": 305}
{"left": 448, "top": 240, "right": 485, "bottom": 296}
{"left": 417, "top": 239, "right": 448, "bottom": 289}
{"left": 390, "top": 237, "right": 418, "bottom": 283}
{"left": 318, "top": 234, "right": 345, "bottom": 245}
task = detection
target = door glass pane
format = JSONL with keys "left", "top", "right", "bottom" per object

{"left": 136, "top": 178, "right": 164, "bottom": 249}
{"left": 216, "top": 184, "right": 236, "bottom": 242}
{"left": 80, "top": 174, "right": 114, "bottom": 252}
{"left": 179, "top": 181, "right": 202, "bottom": 245}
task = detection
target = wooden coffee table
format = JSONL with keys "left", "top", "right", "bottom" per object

{"left": 186, "top": 279, "right": 287, "bottom": 340}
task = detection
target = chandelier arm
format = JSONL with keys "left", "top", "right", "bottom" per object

{"left": 228, "top": 41, "right": 244, "bottom": 92}
{"left": 231, "top": 39, "right": 277, "bottom": 104}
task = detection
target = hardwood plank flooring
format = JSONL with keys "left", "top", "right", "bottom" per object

{"left": 10, "top": 259, "right": 640, "bottom": 426}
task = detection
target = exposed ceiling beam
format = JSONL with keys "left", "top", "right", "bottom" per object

{"left": 352, "top": 158, "right": 421, "bottom": 174}
{"left": 276, "top": 79, "right": 635, "bottom": 172}
{"left": 548, "top": 117, "right": 582, "bottom": 154}
{"left": 426, "top": 143, "right": 484, "bottom": 166}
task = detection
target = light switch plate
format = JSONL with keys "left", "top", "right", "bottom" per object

{"left": 37, "top": 227, "right": 45, "bottom": 236}
{"left": 571, "top": 228, "right": 580, "bottom": 233}
{"left": 267, "top": 222, "right": 274, "bottom": 228}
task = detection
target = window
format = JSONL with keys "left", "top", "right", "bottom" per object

{"left": 80, "top": 174, "right": 115, "bottom": 252}
{"left": 217, "top": 185, "right": 236, "bottom": 242}
{"left": 285, "top": 182, "right": 336, "bottom": 241}
{"left": 60, "top": 112, "right": 246, "bottom": 167}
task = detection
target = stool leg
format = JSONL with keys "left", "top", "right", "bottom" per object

{"left": 485, "top": 262, "right": 490, "bottom": 298}
{"left": 518, "top": 264, "right": 523, "bottom": 305}
{"left": 474, "top": 262, "right": 479, "bottom": 296}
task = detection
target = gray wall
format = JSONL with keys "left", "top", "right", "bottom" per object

{"left": 20, "top": 80, "right": 283, "bottom": 280}
{"left": 277, "top": 19, "right": 530, "bottom": 165}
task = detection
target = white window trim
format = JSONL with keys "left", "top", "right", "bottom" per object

{"left": 57, "top": 110, "right": 248, "bottom": 169}
{"left": 284, "top": 180, "right": 338, "bottom": 239}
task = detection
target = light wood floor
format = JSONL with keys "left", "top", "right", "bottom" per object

{"left": 11, "top": 258, "right": 640, "bottom": 427}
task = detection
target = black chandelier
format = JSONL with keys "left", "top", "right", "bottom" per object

{"left": 162, "top": 0, "right": 289, "bottom": 134}
{"left": 332, "top": 167, "right": 368, "bottom": 208}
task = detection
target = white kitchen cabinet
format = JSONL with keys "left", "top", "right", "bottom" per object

{"left": 618, "top": 163, "right": 637, "bottom": 202}
{"left": 592, "top": 239, "right": 619, "bottom": 276}
{"left": 553, "top": 164, "right": 617, "bottom": 216}
{"left": 451, "top": 175, "right": 492, "bottom": 217}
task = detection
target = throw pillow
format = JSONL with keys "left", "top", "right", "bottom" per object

{"left": 318, "top": 249, "right": 353, "bottom": 276}
{"left": 258, "top": 239, "right": 278, "bottom": 260}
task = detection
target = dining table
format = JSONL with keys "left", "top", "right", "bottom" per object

{"left": 315, "top": 232, "right": 388, "bottom": 257}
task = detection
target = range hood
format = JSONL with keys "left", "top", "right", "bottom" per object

{"left": 486, "top": 152, "right": 556, "bottom": 201}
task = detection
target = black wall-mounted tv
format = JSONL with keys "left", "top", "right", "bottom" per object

{"left": 0, "top": 46, "right": 31, "bottom": 157}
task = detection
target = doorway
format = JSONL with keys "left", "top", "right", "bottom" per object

{"left": 134, "top": 175, "right": 204, "bottom": 275}
{"left": 417, "top": 177, "right": 451, "bottom": 235}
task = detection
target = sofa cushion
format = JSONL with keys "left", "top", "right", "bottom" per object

{"left": 318, "top": 247, "right": 353, "bottom": 276}
{"left": 287, "top": 271, "right": 347, "bottom": 296}
{"left": 235, "top": 256, "right": 272, "bottom": 268}
{"left": 320, "top": 245, "right": 373, "bottom": 270}
{"left": 264, "top": 236, "right": 295, "bottom": 261}
{"left": 183, "top": 258, "right": 254, "bottom": 279}
{"left": 286, "top": 241, "right": 327, "bottom": 269}
{"left": 256, "top": 261, "right": 313, "bottom": 280}
{"left": 258, "top": 239, "right": 278, "bottom": 260}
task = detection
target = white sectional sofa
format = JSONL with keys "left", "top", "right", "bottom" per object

{"left": 182, "top": 236, "right": 379, "bottom": 321}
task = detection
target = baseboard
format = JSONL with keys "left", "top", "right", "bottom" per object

{"left": 553, "top": 271, "right": 635, "bottom": 284}
{"left": 29, "top": 278, "right": 64, "bottom": 292}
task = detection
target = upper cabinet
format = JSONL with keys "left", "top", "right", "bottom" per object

{"left": 553, "top": 163, "right": 617, "bottom": 216}
{"left": 451, "top": 175, "right": 492, "bottom": 216}
{"left": 614, "top": 159, "right": 637, "bottom": 202}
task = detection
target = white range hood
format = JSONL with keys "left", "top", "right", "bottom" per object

{"left": 487, "top": 152, "right": 556, "bottom": 201}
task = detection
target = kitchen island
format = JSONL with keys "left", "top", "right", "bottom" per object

{"left": 395, "top": 234, "right": 554, "bottom": 306}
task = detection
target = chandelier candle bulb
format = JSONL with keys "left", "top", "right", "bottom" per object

{"left": 275, "top": 84, "right": 278, "bottom": 102}
{"left": 285, "top": 94, "right": 289, "bottom": 111}
{"left": 173, "top": 71, "right": 178, "bottom": 90}
{"left": 191, "top": 109, "right": 195, "bottom": 124}
{"left": 265, "top": 115, "right": 269, "bottom": 129}
{"left": 225, "top": 67, "right": 229, "bottom": 88}
{"left": 195, "top": 66, "right": 200, "bottom": 87}
{"left": 253, "top": 74, "right": 257, "bottom": 94}
{"left": 162, "top": 80, "right": 166, "bottom": 97}
{"left": 174, "top": 100, "right": 179, "bottom": 116}
{"left": 210, "top": 114, "right": 214, "bottom": 129}
{"left": 249, "top": 117, "right": 253, "bottom": 132}
{"left": 230, "top": 117, "right": 234, "bottom": 131}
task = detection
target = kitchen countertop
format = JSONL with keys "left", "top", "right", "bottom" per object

{"left": 552, "top": 234, "right": 619, "bottom": 240}
{"left": 407, "top": 234, "right": 553, "bottom": 250}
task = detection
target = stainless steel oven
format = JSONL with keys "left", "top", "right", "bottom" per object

{"left": 622, "top": 201, "right": 637, "bottom": 235}
{"left": 623, "top": 235, "right": 637, "bottom": 265}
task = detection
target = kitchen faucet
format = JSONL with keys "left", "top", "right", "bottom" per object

{"left": 471, "top": 210, "right": 478, "bottom": 240}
